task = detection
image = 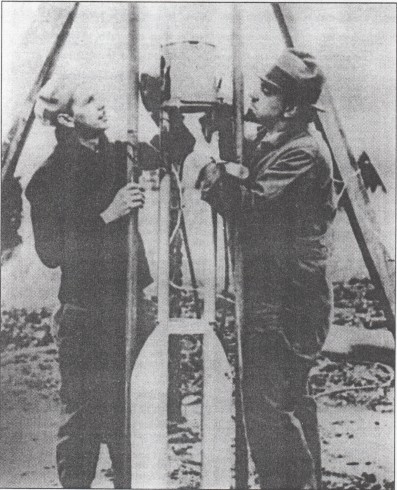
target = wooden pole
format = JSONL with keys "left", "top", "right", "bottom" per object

{"left": 2, "top": 3, "right": 79, "bottom": 183}
{"left": 124, "top": 3, "right": 140, "bottom": 487}
{"left": 158, "top": 57, "right": 172, "bottom": 325}
{"left": 232, "top": 4, "right": 249, "bottom": 488}
{"left": 272, "top": 3, "right": 395, "bottom": 335}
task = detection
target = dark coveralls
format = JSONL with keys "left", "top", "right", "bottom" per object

{"left": 26, "top": 127, "right": 153, "bottom": 488}
{"left": 202, "top": 127, "right": 336, "bottom": 489}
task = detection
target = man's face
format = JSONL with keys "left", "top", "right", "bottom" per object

{"left": 249, "top": 81, "right": 285, "bottom": 130}
{"left": 71, "top": 84, "right": 109, "bottom": 134}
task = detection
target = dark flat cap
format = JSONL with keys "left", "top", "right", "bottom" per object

{"left": 259, "top": 49, "right": 325, "bottom": 111}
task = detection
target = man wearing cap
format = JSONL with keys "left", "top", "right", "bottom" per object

{"left": 198, "top": 49, "right": 336, "bottom": 489}
{"left": 25, "top": 76, "right": 157, "bottom": 488}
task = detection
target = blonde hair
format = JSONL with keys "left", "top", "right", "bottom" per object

{"left": 35, "top": 74, "right": 83, "bottom": 126}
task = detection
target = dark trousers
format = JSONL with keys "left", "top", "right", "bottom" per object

{"left": 54, "top": 303, "right": 126, "bottom": 489}
{"left": 242, "top": 332, "right": 322, "bottom": 490}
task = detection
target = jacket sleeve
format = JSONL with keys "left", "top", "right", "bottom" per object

{"left": 26, "top": 173, "right": 63, "bottom": 268}
{"left": 77, "top": 188, "right": 112, "bottom": 230}
{"left": 202, "top": 147, "right": 316, "bottom": 217}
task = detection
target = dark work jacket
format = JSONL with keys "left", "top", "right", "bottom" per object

{"left": 202, "top": 127, "right": 336, "bottom": 358}
{"left": 26, "top": 128, "right": 153, "bottom": 311}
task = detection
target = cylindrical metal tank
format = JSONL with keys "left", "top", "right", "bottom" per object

{"left": 161, "top": 40, "right": 219, "bottom": 109}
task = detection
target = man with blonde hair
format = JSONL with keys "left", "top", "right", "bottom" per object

{"left": 26, "top": 75, "right": 154, "bottom": 488}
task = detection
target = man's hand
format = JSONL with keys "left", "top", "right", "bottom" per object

{"left": 195, "top": 161, "right": 225, "bottom": 190}
{"left": 100, "top": 183, "right": 145, "bottom": 224}
{"left": 195, "top": 161, "right": 249, "bottom": 190}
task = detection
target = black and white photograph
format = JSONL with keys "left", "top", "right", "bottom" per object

{"left": 1, "top": 2, "right": 395, "bottom": 489}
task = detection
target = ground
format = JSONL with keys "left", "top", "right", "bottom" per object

{"left": 0, "top": 343, "right": 394, "bottom": 489}
{"left": 0, "top": 280, "right": 394, "bottom": 489}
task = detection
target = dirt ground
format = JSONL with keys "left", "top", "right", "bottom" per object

{"left": 0, "top": 340, "right": 394, "bottom": 489}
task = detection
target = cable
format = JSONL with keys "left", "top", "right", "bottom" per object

{"left": 147, "top": 116, "right": 238, "bottom": 310}
{"left": 142, "top": 139, "right": 184, "bottom": 246}
{"left": 168, "top": 164, "right": 183, "bottom": 246}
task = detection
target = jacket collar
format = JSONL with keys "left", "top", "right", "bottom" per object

{"left": 258, "top": 124, "right": 310, "bottom": 151}
{"left": 54, "top": 127, "right": 109, "bottom": 154}
{"left": 53, "top": 127, "right": 114, "bottom": 175}
{"left": 247, "top": 124, "right": 311, "bottom": 178}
